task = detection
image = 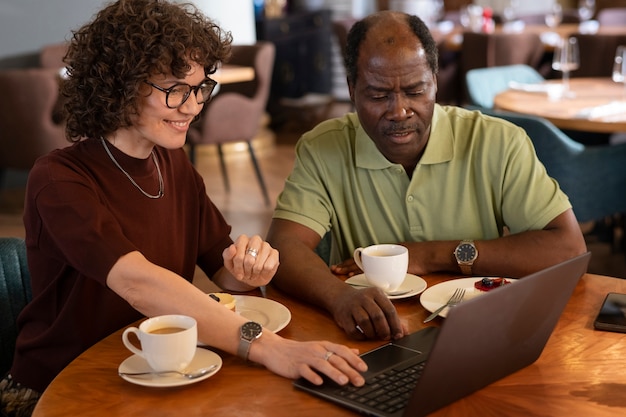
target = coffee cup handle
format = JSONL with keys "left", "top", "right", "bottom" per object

{"left": 122, "top": 327, "right": 144, "bottom": 357}
{"left": 353, "top": 247, "right": 365, "bottom": 271}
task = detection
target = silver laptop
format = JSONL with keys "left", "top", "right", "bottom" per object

{"left": 294, "top": 252, "right": 591, "bottom": 417}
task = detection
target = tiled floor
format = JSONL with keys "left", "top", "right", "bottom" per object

{"left": 1, "top": 103, "right": 625, "bottom": 279}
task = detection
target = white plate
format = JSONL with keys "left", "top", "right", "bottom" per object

{"left": 118, "top": 347, "right": 222, "bottom": 387}
{"left": 233, "top": 295, "right": 291, "bottom": 332}
{"left": 345, "top": 273, "right": 427, "bottom": 299}
{"left": 420, "top": 277, "right": 517, "bottom": 318}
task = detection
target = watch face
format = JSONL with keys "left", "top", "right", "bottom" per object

{"left": 456, "top": 243, "right": 477, "bottom": 262}
{"left": 241, "top": 321, "right": 262, "bottom": 340}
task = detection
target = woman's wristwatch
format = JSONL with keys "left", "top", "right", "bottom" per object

{"left": 237, "top": 321, "right": 263, "bottom": 361}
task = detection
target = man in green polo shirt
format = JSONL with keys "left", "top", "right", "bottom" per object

{"left": 266, "top": 11, "right": 587, "bottom": 341}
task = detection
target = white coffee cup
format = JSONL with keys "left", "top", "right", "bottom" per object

{"left": 353, "top": 244, "right": 408, "bottom": 292}
{"left": 122, "top": 314, "right": 197, "bottom": 372}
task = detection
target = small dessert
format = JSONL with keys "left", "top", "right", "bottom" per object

{"left": 209, "top": 292, "right": 236, "bottom": 311}
{"left": 474, "top": 277, "right": 511, "bottom": 292}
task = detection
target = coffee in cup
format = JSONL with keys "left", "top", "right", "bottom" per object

{"left": 353, "top": 244, "right": 408, "bottom": 292}
{"left": 122, "top": 314, "right": 197, "bottom": 372}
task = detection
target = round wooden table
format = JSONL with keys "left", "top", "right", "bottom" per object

{"left": 31, "top": 272, "right": 626, "bottom": 417}
{"left": 494, "top": 77, "right": 626, "bottom": 133}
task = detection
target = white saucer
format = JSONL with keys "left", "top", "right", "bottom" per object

{"left": 420, "top": 277, "right": 517, "bottom": 318}
{"left": 118, "top": 347, "right": 222, "bottom": 387}
{"left": 346, "top": 273, "right": 427, "bottom": 299}
{"left": 233, "top": 295, "right": 291, "bottom": 332}
{"left": 198, "top": 295, "right": 291, "bottom": 347}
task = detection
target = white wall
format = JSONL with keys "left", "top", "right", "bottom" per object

{"left": 0, "top": 0, "right": 105, "bottom": 59}
{"left": 0, "top": 0, "right": 255, "bottom": 63}
{"left": 192, "top": 0, "right": 256, "bottom": 45}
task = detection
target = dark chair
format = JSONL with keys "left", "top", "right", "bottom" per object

{"left": 465, "top": 64, "right": 544, "bottom": 109}
{"left": 0, "top": 237, "right": 31, "bottom": 375}
{"left": 0, "top": 68, "right": 69, "bottom": 186}
{"left": 597, "top": 8, "right": 626, "bottom": 26}
{"left": 461, "top": 32, "right": 545, "bottom": 72}
{"left": 459, "top": 32, "right": 545, "bottom": 103}
{"left": 476, "top": 108, "right": 626, "bottom": 225}
{"left": 187, "top": 42, "right": 275, "bottom": 206}
{"left": 512, "top": 12, "right": 580, "bottom": 24}
{"left": 570, "top": 34, "right": 626, "bottom": 78}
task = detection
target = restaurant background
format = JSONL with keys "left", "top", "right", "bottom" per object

{"left": 1, "top": 0, "right": 625, "bottom": 279}
{"left": 3, "top": 1, "right": 623, "bottom": 65}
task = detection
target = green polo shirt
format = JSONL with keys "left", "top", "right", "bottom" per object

{"left": 273, "top": 105, "right": 571, "bottom": 265}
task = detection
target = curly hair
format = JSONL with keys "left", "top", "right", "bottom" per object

{"left": 61, "top": 0, "right": 232, "bottom": 142}
{"left": 344, "top": 11, "right": 438, "bottom": 86}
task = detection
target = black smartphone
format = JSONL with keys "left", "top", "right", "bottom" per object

{"left": 593, "top": 292, "right": 626, "bottom": 333}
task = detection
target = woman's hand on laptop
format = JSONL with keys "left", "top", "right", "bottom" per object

{"left": 251, "top": 335, "right": 368, "bottom": 386}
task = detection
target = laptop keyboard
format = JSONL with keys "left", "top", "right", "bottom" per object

{"left": 333, "top": 360, "right": 426, "bottom": 414}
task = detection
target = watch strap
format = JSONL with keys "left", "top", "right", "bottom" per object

{"left": 237, "top": 339, "right": 252, "bottom": 361}
{"left": 459, "top": 264, "right": 473, "bottom": 275}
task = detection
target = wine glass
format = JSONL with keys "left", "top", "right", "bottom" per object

{"left": 552, "top": 37, "right": 580, "bottom": 98}
{"left": 578, "top": 0, "right": 595, "bottom": 22}
{"left": 545, "top": 2, "right": 563, "bottom": 32}
{"left": 502, "top": 0, "right": 519, "bottom": 23}
{"left": 613, "top": 45, "right": 626, "bottom": 101}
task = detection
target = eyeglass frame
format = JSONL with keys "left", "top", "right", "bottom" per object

{"left": 144, "top": 77, "right": 218, "bottom": 109}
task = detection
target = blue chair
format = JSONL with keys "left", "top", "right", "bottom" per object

{"left": 0, "top": 237, "right": 32, "bottom": 375}
{"left": 476, "top": 108, "right": 626, "bottom": 225}
{"left": 465, "top": 64, "right": 544, "bottom": 109}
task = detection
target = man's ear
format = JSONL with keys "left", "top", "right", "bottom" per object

{"left": 348, "top": 79, "right": 355, "bottom": 104}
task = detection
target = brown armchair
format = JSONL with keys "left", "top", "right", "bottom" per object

{"left": 0, "top": 68, "right": 69, "bottom": 180}
{"left": 39, "top": 42, "right": 69, "bottom": 70}
{"left": 459, "top": 32, "right": 545, "bottom": 103}
{"left": 187, "top": 41, "right": 275, "bottom": 206}
{"left": 570, "top": 34, "right": 626, "bottom": 78}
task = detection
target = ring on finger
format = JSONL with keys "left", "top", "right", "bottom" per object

{"left": 324, "top": 351, "right": 334, "bottom": 361}
{"left": 246, "top": 248, "right": 258, "bottom": 258}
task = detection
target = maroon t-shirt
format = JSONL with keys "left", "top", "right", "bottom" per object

{"left": 11, "top": 138, "right": 232, "bottom": 392}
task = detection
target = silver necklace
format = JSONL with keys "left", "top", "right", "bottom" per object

{"left": 100, "top": 137, "right": 164, "bottom": 199}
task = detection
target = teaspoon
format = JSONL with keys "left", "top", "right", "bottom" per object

{"left": 119, "top": 364, "right": 218, "bottom": 379}
{"left": 347, "top": 283, "right": 412, "bottom": 296}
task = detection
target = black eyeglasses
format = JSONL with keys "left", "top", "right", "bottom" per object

{"left": 145, "top": 78, "right": 218, "bottom": 109}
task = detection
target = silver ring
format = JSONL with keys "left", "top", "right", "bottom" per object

{"left": 324, "top": 351, "right": 334, "bottom": 361}
{"left": 246, "top": 248, "right": 258, "bottom": 258}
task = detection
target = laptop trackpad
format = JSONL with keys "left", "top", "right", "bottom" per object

{"left": 361, "top": 327, "right": 439, "bottom": 377}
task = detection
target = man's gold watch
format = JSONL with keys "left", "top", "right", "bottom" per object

{"left": 454, "top": 240, "right": 478, "bottom": 275}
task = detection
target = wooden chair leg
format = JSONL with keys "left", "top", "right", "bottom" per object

{"left": 217, "top": 144, "right": 230, "bottom": 193}
{"left": 247, "top": 142, "right": 270, "bottom": 206}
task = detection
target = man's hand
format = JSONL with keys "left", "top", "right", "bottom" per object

{"left": 331, "top": 285, "right": 407, "bottom": 340}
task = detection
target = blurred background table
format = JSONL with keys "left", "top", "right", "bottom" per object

{"left": 494, "top": 77, "right": 626, "bottom": 133}
{"left": 212, "top": 64, "right": 255, "bottom": 85}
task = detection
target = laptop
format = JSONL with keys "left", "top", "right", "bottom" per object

{"left": 294, "top": 252, "right": 591, "bottom": 417}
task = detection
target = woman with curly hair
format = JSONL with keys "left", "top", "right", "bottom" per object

{"left": 0, "top": 1, "right": 366, "bottom": 415}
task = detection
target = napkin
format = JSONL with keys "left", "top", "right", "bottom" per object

{"left": 575, "top": 101, "right": 626, "bottom": 119}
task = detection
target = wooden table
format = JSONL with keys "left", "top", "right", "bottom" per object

{"left": 494, "top": 77, "right": 626, "bottom": 133}
{"left": 212, "top": 65, "right": 254, "bottom": 85}
{"left": 33, "top": 273, "right": 626, "bottom": 417}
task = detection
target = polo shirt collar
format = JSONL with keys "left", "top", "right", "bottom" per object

{"left": 355, "top": 104, "right": 453, "bottom": 169}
